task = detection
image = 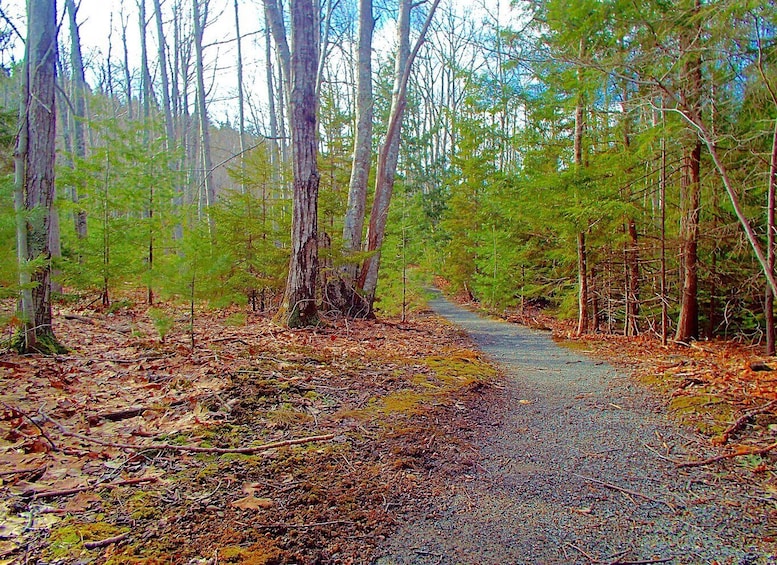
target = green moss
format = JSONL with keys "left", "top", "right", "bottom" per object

{"left": 127, "top": 491, "right": 160, "bottom": 520}
{"left": 379, "top": 390, "right": 424, "bottom": 414}
{"left": 45, "top": 521, "right": 128, "bottom": 561}
{"left": 225, "top": 312, "right": 247, "bottom": 327}
{"left": 11, "top": 330, "right": 68, "bottom": 354}
{"left": 195, "top": 461, "right": 220, "bottom": 480}
{"left": 669, "top": 394, "right": 734, "bottom": 435}
{"left": 422, "top": 350, "right": 497, "bottom": 386}
{"left": 217, "top": 539, "right": 286, "bottom": 564}
{"left": 220, "top": 452, "right": 254, "bottom": 462}
{"left": 266, "top": 404, "right": 313, "bottom": 428}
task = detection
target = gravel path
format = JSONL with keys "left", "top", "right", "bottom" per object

{"left": 374, "top": 292, "right": 774, "bottom": 565}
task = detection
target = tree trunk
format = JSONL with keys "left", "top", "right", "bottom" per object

{"left": 576, "top": 231, "right": 589, "bottom": 336}
{"left": 359, "top": 0, "right": 441, "bottom": 311}
{"left": 767, "top": 119, "right": 777, "bottom": 355}
{"left": 327, "top": 0, "right": 373, "bottom": 317}
{"left": 192, "top": 0, "right": 216, "bottom": 220}
{"left": 675, "top": 1, "right": 702, "bottom": 342}
{"left": 120, "top": 10, "right": 133, "bottom": 119}
{"left": 14, "top": 0, "right": 60, "bottom": 353}
{"left": 268, "top": 0, "right": 320, "bottom": 327}
{"left": 234, "top": 0, "right": 246, "bottom": 193}
{"left": 626, "top": 218, "right": 640, "bottom": 335}
{"left": 573, "top": 38, "right": 588, "bottom": 336}
{"left": 675, "top": 138, "right": 701, "bottom": 342}
{"left": 65, "top": 0, "right": 88, "bottom": 239}
{"left": 152, "top": 0, "right": 175, "bottom": 144}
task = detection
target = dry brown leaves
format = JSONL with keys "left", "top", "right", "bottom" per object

{"left": 0, "top": 300, "right": 492, "bottom": 564}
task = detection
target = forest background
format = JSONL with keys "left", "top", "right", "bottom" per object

{"left": 1, "top": 0, "right": 777, "bottom": 351}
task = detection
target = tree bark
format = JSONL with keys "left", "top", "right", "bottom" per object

{"left": 269, "top": 0, "right": 320, "bottom": 327}
{"left": 674, "top": 0, "right": 702, "bottom": 342}
{"left": 14, "top": 0, "right": 60, "bottom": 352}
{"left": 327, "top": 0, "right": 373, "bottom": 317}
{"left": 192, "top": 0, "right": 216, "bottom": 222}
{"left": 576, "top": 231, "right": 589, "bottom": 336}
{"left": 65, "top": 0, "right": 88, "bottom": 239}
{"left": 152, "top": 0, "right": 175, "bottom": 145}
{"left": 574, "top": 37, "right": 588, "bottom": 336}
{"left": 766, "top": 119, "right": 777, "bottom": 355}
{"left": 358, "top": 0, "right": 441, "bottom": 311}
{"left": 234, "top": 0, "right": 246, "bottom": 193}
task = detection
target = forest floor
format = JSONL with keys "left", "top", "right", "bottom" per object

{"left": 1, "top": 293, "right": 777, "bottom": 563}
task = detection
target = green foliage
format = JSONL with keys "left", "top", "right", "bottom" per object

{"left": 375, "top": 181, "right": 431, "bottom": 317}
{"left": 217, "top": 145, "right": 291, "bottom": 309}
{"left": 57, "top": 117, "right": 181, "bottom": 304}
{"left": 148, "top": 307, "right": 173, "bottom": 342}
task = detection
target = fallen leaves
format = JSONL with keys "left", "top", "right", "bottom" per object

{"left": 0, "top": 300, "right": 491, "bottom": 563}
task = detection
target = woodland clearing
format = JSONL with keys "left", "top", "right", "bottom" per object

{"left": 1, "top": 294, "right": 777, "bottom": 564}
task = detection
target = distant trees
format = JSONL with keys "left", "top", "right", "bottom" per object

{"left": 4, "top": 0, "right": 777, "bottom": 349}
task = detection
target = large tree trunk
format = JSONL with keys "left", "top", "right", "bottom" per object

{"left": 675, "top": 139, "right": 701, "bottom": 341}
{"left": 675, "top": 1, "right": 702, "bottom": 342}
{"left": 268, "top": 0, "right": 320, "bottom": 327}
{"left": 576, "top": 231, "right": 589, "bottom": 336}
{"left": 766, "top": 119, "right": 777, "bottom": 355}
{"left": 358, "top": 0, "right": 441, "bottom": 312}
{"left": 14, "top": 0, "right": 60, "bottom": 353}
{"left": 327, "top": 0, "right": 373, "bottom": 317}
{"left": 573, "top": 38, "right": 588, "bottom": 336}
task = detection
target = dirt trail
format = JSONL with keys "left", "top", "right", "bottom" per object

{"left": 374, "top": 292, "right": 773, "bottom": 565}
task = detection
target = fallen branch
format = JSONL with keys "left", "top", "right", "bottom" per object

{"left": 96, "top": 406, "right": 147, "bottom": 422}
{"left": 41, "top": 411, "right": 335, "bottom": 455}
{"left": 25, "top": 476, "right": 159, "bottom": 499}
{"left": 720, "top": 400, "right": 777, "bottom": 443}
{"left": 676, "top": 441, "right": 777, "bottom": 468}
{"left": 573, "top": 473, "right": 675, "bottom": 511}
{"left": 63, "top": 314, "right": 96, "bottom": 325}
{"left": 84, "top": 532, "right": 130, "bottom": 549}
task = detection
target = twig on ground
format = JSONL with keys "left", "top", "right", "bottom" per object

{"left": 1, "top": 402, "right": 58, "bottom": 451}
{"left": 84, "top": 532, "right": 130, "bottom": 549}
{"left": 63, "top": 314, "right": 96, "bottom": 325}
{"left": 642, "top": 443, "right": 681, "bottom": 464}
{"left": 676, "top": 441, "right": 777, "bottom": 468}
{"left": 720, "top": 400, "right": 777, "bottom": 442}
{"left": 573, "top": 473, "right": 676, "bottom": 511}
{"left": 40, "top": 411, "right": 335, "bottom": 455}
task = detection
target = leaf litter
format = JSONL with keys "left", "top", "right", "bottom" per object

{"left": 0, "top": 301, "right": 495, "bottom": 564}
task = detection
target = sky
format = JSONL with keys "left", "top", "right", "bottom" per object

{"left": 0, "top": 0, "right": 522, "bottom": 128}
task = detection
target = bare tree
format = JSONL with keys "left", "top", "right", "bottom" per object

{"left": 358, "top": 0, "right": 441, "bottom": 311}
{"left": 327, "top": 0, "right": 372, "bottom": 316}
{"left": 192, "top": 0, "right": 216, "bottom": 221}
{"left": 265, "top": 0, "right": 320, "bottom": 327}
{"left": 14, "top": 0, "right": 60, "bottom": 352}
{"left": 65, "top": 0, "right": 88, "bottom": 239}
{"left": 152, "top": 0, "right": 175, "bottom": 144}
